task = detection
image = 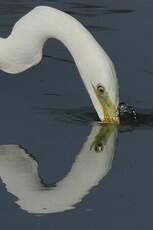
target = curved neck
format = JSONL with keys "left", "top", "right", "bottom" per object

{"left": 6, "top": 7, "right": 104, "bottom": 75}
{"left": 1, "top": 6, "right": 118, "bottom": 121}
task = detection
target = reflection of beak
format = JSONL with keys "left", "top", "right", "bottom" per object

{"left": 92, "top": 85, "right": 119, "bottom": 124}
{"left": 90, "top": 124, "right": 116, "bottom": 152}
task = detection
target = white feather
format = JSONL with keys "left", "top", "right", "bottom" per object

{"left": 0, "top": 6, "right": 119, "bottom": 121}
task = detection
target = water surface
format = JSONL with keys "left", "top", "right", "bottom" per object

{"left": 0, "top": 0, "right": 153, "bottom": 229}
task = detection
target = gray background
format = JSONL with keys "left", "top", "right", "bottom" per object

{"left": 0, "top": 0, "right": 153, "bottom": 229}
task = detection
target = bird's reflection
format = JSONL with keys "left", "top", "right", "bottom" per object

{"left": 0, "top": 123, "right": 117, "bottom": 214}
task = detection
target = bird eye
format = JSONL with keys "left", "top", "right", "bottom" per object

{"left": 97, "top": 84, "right": 105, "bottom": 94}
{"left": 95, "top": 143, "right": 103, "bottom": 152}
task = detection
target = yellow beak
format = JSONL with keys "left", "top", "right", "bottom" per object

{"left": 92, "top": 84, "right": 119, "bottom": 124}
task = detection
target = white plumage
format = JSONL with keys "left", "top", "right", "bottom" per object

{"left": 0, "top": 6, "right": 119, "bottom": 122}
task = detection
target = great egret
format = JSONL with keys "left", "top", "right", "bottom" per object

{"left": 0, "top": 6, "right": 119, "bottom": 123}
{"left": 0, "top": 124, "right": 117, "bottom": 214}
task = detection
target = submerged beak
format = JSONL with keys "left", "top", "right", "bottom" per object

{"left": 92, "top": 84, "right": 119, "bottom": 124}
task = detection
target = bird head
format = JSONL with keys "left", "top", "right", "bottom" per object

{"left": 91, "top": 82, "right": 119, "bottom": 123}
{"left": 82, "top": 59, "right": 119, "bottom": 124}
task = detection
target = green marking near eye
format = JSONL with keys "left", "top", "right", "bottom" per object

{"left": 90, "top": 124, "right": 116, "bottom": 153}
{"left": 92, "top": 84, "right": 119, "bottom": 124}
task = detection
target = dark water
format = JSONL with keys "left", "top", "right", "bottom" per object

{"left": 0, "top": 0, "right": 153, "bottom": 229}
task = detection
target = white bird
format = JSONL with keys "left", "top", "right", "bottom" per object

{"left": 0, "top": 123, "right": 117, "bottom": 214}
{"left": 0, "top": 6, "right": 119, "bottom": 123}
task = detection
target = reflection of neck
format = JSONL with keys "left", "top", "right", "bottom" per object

{"left": 0, "top": 124, "right": 117, "bottom": 214}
